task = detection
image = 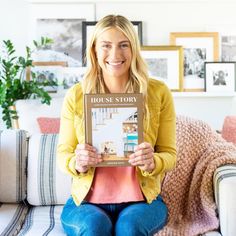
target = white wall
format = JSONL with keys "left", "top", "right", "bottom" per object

{"left": 0, "top": 0, "right": 236, "bottom": 130}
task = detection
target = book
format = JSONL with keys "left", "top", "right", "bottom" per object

{"left": 84, "top": 93, "right": 143, "bottom": 167}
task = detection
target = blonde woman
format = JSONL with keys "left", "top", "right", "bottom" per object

{"left": 57, "top": 15, "right": 176, "bottom": 236}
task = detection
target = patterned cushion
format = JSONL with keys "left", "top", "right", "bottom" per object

{"left": 0, "top": 130, "right": 27, "bottom": 203}
{"left": 27, "top": 133, "right": 71, "bottom": 206}
{"left": 0, "top": 203, "right": 29, "bottom": 236}
{"left": 18, "top": 205, "right": 65, "bottom": 235}
{"left": 37, "top": 117, "right": 60, "bottom": 134}
{"left": 221, "top": 115, "right": 236, "bottom": 144}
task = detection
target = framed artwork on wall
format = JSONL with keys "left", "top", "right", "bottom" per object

{"left": 59, "top": 67, "right": 87, "bottom": 90}
{"left": 170, "top": 32, "right": 219, "bottom": 91}
{"left": 205, "top": 24, "right": 236, "bottom": 61}
{"left": 29, "top": 3, "right": 95, "bottom": 67}
{"left": 26, "top": 61, "right": 68, "bottom": 93}
{"left": 82, "top": 21, "right": 143, "bottom": 66}
{"left": 204, "top": 62, "right": 236, "bottom": 92}
{"left": 140, "top": 45, "right": 184, "bottom": 91}
{"left": 221, "top": 36, "right": 236, "bottom": 62}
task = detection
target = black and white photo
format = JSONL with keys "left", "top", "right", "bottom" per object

{"left": 36, "top": 19, "right": 84, "bottom": 67}
{"left": 141, "top": 46, "right": 184, "bottom": 91}
{"left": 29, "top": 3, "right": 95, "bottom": 65}
{"left": 28, "top": 61, "right": 67, "bottom": 93}
{"left": 59, "top": 67, "right": 87, "bottom": 89}
{"left": 222, "top": 36, "right": 236, "bottom": 62}
{"left": 205, "top": 62, "right": 236, "bottom": 92}
{"left": 184, "top": 48, "right": 206, "bottom": 78}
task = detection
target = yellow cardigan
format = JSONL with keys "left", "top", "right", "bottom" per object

{"left": 57, "top": 79, "right": 176, "bottom": 206}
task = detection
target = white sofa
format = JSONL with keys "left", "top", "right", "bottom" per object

{"left": 0, "top": 97, "right": 236, "bottom": 236}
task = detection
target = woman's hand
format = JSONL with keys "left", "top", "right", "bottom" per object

{"left": 128, "top": 142, "right": 155, "bottom": 172}
{"left": 75, "top": 144, "right": 102, "bottom": 173}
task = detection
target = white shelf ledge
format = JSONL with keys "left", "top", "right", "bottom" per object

{"left": 27, "top": 0, "right": 236, "bottom": 2}
{"left": 172, "top": 92, "right": 236, "bottom": 98}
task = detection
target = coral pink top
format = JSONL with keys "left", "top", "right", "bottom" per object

{"left": 85, "top": 167, "right": 144, "bottom": 203}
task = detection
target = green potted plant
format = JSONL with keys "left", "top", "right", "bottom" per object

{"left": 0, "top": 37, "right": 56, "bottom": 128}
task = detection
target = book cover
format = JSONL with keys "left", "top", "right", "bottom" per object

{"left": 84, "top": 93, "right": 143, "bottom": 167}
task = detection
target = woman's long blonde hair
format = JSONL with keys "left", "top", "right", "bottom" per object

{"left": 82, "top": 15, "right": 150, "bottom": 124}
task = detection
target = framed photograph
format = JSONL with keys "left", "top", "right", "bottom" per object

{"left": 140, "top": 46, "right": 184, "bottom": 91}
{"left": 29, "top": 3, "right": 95, "bottom": 67}
{"left": 26, "top": 61, "right": 68, "bottom": 93}
{"left": 221, "top": 36, "right": 236, "bottom": 61}
{"left": 204, "top": 24, "right": 236, "bottom": 61}
{"left": 204, "top": 62, "right": 236, "bottom": 92}
{"left": 170, "top": 32, "right": 219, "bottom": 91}
{"left": 82, "top": 21, "right": 143, "bottom": 66}
{"left": 60, "top": 67, "right": 87, "bottom": 90}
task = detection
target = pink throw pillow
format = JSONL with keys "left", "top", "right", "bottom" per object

{"left": 37, "top": 117, "right": 60, "bottom": 134}
{"left": 222, "top": 116, "right": 236, "bottom": 144}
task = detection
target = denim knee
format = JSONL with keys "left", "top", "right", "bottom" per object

{"left": 61, "top": 199, "right": 113, "bottom": 236}
{"left": 115, "top": 198, "right": 168, "bottom": 236}
{"left": 115, "top": 214, "right": 146, "bottom": 236}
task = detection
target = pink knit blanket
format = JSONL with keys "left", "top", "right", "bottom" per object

{"left": 156, "top": 116, "right": 236, "bottom": 236}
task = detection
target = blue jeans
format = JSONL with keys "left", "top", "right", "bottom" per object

{"left": 61, "top": 195, "right": 168, "bottom": 236}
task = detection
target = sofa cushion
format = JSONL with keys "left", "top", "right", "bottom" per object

{"left": 27, "top": 133, "right": 71, "bottom": 206}
{"left": 18, "top": 205, "right": 65, "bottom": 235}
{"left": 0, "top": 203, "right": 29, "bottom": 236}
{"left": 221, "top": 115, "right": 236, "bottom": 144}
{"left": 0, "top": 130, "right": 27, "bottom": 203}
{"left": 37, "top": 117, "right": 60, "bottom": 134}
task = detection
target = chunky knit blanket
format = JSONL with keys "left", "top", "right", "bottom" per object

{"left": 156, "top": 116, "right": 236, "bottom": 236}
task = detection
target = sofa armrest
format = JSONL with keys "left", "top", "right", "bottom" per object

{"left": 0, "top": 129, "right": 28, "bottom": 203}
{"left": 214, "top": 165, "right": 236, "bottom": 236}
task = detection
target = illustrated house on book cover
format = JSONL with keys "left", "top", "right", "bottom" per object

{"left": 84, "top": 93, "right": 143, "bottom": 167}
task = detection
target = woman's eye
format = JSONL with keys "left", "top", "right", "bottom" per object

{"left": 102, "top": 44, "right": 111, "bottom": 49}
{"left": 120, "top": 43, "right": 129, "bottom": 49}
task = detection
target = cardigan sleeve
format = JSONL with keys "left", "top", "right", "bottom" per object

{"left": 57, "top": 85, "right": 88, "bottom": 178}
{"left": 141, "top": 81, "right": 177, "bottom": 177}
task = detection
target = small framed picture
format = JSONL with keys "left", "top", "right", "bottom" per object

{"left": 221, "top": 35, "right": 236, "bottom": 61}
{"left": 26, "top": 61, "right": 68, "bottom": 93}
{"left": 59, "top": 67, "right": 87, "bottom": 90}
{"left": 204, "top": 62, "right": 236, "bottom": 92}
{"left": 170, "top": 32, "right": 219, "bottom": 91}
{"left": 82, "top": 21, "right": 143, "bottom": 66}
{"left": 140, "top": 45, "right": 184, "bottom": 91}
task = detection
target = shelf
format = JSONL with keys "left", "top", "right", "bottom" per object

{"left": 27, "top": 0, "right": 236, "bottom": 2}
{"left": 172, "top": 92, "right": 236, "bottom": 98}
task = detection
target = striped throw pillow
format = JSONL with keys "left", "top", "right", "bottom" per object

{"left": 27, "top": 133, "right": 71, "bottom": 206}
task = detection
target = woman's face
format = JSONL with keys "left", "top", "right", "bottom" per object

{"left": 95, "top": 27, "right": 132, "bottom": 81}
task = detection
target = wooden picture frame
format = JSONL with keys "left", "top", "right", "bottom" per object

{"left": 82, "top": 21, "right": 143, "bottom": 66}
{"left": 26, "top": 61, "right": 68, "bottom": 93}
{"left": 204, "top": 62, "right": 236, "bottom": 92}
{"left": 170, "top": 32, "right": 219, "bottom": 91}
{"left": 141, "top": 45, "right": 184, "bottom": 91}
